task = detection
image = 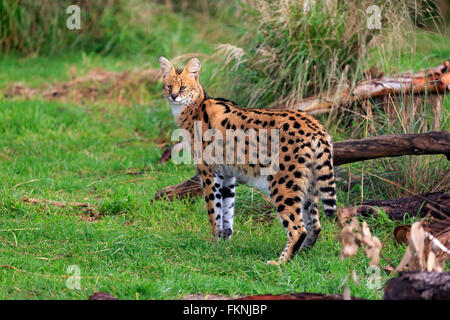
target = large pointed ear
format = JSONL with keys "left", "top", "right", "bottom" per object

{"left": 159, "top": 56, "right": 174, "bottom": 78}
{"left": 183, "top": 58, "right": 201, "bottom": 80}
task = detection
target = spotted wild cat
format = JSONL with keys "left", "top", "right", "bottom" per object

{"left": 159, "top": 56, "right": 337, "bottom": 265}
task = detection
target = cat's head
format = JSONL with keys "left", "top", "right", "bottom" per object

{"left": 158, "top": 56, "right": 203, "bottom": 107}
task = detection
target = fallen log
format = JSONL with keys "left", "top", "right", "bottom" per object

{"left": 332, "top": 131, "right": 450, "bottom": 166}
{"left": 384, "top": 271, "right": 450, "bottom": 300}
{"left": 288, "top": 61, "right": 450, "bottom": 114}
{"left": 154, "top": 131, "right": 450, "bottom": 201}
{"left": 337, "top": 192, "right": 450, "bottom": 222}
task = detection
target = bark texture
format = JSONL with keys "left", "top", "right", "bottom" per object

{"left": 384, "top": 272, "right": 450, "bottom": 300}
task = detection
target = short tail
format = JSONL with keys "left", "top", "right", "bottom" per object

{"left": 314, "top": 136, "right": 337, "bottom": 217}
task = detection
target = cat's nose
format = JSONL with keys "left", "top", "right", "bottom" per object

{"left": 171, "top": 93, "right": 178, "bottom": 100}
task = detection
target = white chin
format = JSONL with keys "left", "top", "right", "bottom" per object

{"left": 169, "top": 101, "right": 186, "bottom": 119}
{"left": 167, "top": 97, "right": 183, "bottom": 105}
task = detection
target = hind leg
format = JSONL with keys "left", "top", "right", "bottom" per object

{"left": 267, "top": 209, "right": 308, "bottom": 265}
{"left": 300, "top": 190, "right": 321, "bottom": 249}
{"left": 267, "top": 183, "right": 308, "bottom": 265}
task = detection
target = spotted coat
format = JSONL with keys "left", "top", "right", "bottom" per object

{"left": 159, "top": 57, "right": 337, "bottom": 265}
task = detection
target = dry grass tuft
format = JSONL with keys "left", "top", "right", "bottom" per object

{"left": 217, "top": 0, "right": 437, "bottom": 108}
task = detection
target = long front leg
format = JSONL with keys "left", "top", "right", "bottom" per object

{"left": 199, "top": 167, "right": 224, "bottom": 239}
{"left": 221, "top": 176, "right": 236, "bottom": 239}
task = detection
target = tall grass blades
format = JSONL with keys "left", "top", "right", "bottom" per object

{"left": 218, "top": 0, "right": 435, "bottom": 108}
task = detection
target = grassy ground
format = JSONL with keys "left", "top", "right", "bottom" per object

{"left": 0, "top": 4, "right": 448, "bottom": 300}
{"left": 0, "top": 94, "right": 410, "bottom": 300}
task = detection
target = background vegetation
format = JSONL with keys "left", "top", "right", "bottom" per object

{"left": 0, "top": 0, "right": 448, "bottom": 299}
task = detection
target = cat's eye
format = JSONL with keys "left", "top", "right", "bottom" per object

{"left": 167, "top": 85, "right": 172, "bottom": 90}
{"left": 180, "top": 86, "right": 186, "bottom": 92}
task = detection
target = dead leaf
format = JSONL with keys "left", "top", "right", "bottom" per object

{"left": 338, "top": 217, "right": 382, "bottom": 265}
{"left": 365, "top": 236, "right": 382, "bottom": 266}
{"left": 338, "top": 223, "right": 359, "bottom": 259}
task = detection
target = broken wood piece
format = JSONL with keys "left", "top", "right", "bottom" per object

{"left": 22, "top": 196, "right": 91, "bottom": 208}
{"left": 289, "top": 61, "right": 450, "bottom": 114}
{"left": 393, "top": 221, "right": 448, "bottom": 274}
{"left": 154, "top": 175, "right": 203, "bottom": 201}
{"left": 13, "top": 179, "right": 38, "bottom": 189}
{"left": 119, "top": 176, "right": 155, "bottom": 184}
{"left": 22, "top": 196, "right": 98, "bottom": 217}
{"left": 354, "top": 61, "right": 450, "bottom": 98}
{"left": 337, "top": 192, "right": 450, "bottom": 222}
{"left": 384, "top": 271, "right": 450, "bottom": 300}
{"left": 423, "top": 218, "right": 450, "bottom": 263}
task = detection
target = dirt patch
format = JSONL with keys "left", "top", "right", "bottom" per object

{"left": 3, "top": 66, "right": 161, "bottom": 105}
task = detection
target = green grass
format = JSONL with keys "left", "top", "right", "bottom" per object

{"left": 0, "top": 2, "right": 448, "bottom": 300}
{"left": 0, "top": 65, "right": 421, "bottom": 300}
{"left": 0, "top": 54, "right": 149, "bottom": 87}
{"left": 0, "top": 0, "right": 213, "bottom": 56}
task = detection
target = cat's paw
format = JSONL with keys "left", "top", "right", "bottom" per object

{"left": 222, "top": 228, "right": 233, "bottom": 240}
{"left": 266, "top": 260, "right": 281, "bottom": 266}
